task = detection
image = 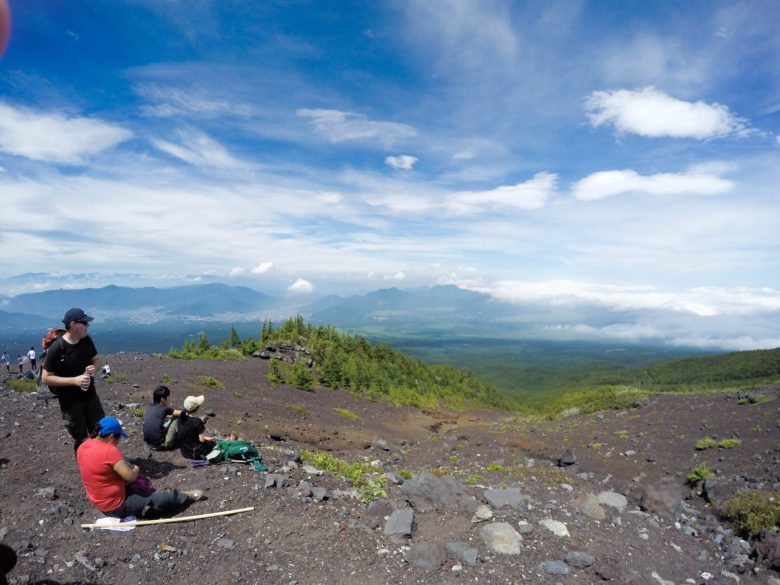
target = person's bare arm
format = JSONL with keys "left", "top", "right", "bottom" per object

{"left": 41, "top": 368, "right": 90, "bottom": 388}
{"left": 113, "top": 459, "right": 140, "bottom": 482}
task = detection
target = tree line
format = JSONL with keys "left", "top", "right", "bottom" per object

{"left": 169, "top": 315, "right": 514, "bottom": 410}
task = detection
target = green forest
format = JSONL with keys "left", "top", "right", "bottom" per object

{"left": 168, "top": 317, "right": 780, "bottom": 416}
{"left": 168, "top": 315, "right": 513, "bottom": 411}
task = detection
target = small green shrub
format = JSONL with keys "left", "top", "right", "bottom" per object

{"left": 397, "top": 469, "right": 414, "bottom": 480}
{"left": 695, "top": 437, "right": 718, "bottom": 450}
{"left": 287, "top": 404, "right": 310, "bottom": 416}
{"left": 721, "top": 490, "right": 780, "bottom": 536}
{"left": 333, "top": 408, "right": 360, "bottom": 421}
{"left": 232, "top": 391, "right": 242, "bottom": 398}
{"left": 718, "top": 438, "right": 742, "bottom": 449}
{"left": 464, "top": 474, "right": 484, "bottom": 485}
{"left": 687, "top": 464, "right": 714, "bottom": 487}
{"left": 130, "top": 406, "right": 144, "bottom": 418}
{"left": 613, "top": 430, "right": 629, "bottom": 439}
{"left": 7, "top": 379, "right": 36, "bottom": 393}
{"left": 197, "top": 375, "right": 224, "bottom": 389}
{"left": 161, "top": 373, "right": 173, "bottom": 384}
{"left": 113, "top": 373, "right": 130, "bottom": 383}
{"left": 300, "top": 450, "right": 386, "bottom": 503}
{"left": 486, "top": 463, "right": 505, "bottom": 472}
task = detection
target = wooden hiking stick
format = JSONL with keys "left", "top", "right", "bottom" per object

{"left": 81, "top": 506, "right": 255, "bottom": 529}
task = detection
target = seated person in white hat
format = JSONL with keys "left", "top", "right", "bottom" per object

{"left": 176, "top": 395, "right": 218, "bottom": 460}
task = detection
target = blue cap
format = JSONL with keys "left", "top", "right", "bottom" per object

{"left": 97, "top": 416, "right": 127, "bottom": 438}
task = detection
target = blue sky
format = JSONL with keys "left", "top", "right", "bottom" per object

{"left": 1, "top": 1, "right": 779, "bottom": 349}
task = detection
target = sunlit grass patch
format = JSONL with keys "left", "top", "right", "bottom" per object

{"left": 333, "top": 407, "right": 360, "bottom": 421}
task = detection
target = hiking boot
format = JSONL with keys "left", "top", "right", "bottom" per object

{"left": 183, "top": 489, "right": 205, "bottom": 502}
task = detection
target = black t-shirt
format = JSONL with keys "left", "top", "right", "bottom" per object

{"left": 176, "top": 414, "right": 211, "bottom": 460}
{"left": 43, "top": 335, "right": 98, "bottom": 404}
{"left": 142, "top": 403, "right": 174, "bottom": 447}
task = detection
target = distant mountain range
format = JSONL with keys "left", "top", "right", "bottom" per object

{"left": 1, "top": 283, "right": 274, "bottom": 322}
{"left": 0, "top": 283, "right": 514, "bottom": 328}
{"left": 0, "top": 282, "right": 750, "bottom": 359}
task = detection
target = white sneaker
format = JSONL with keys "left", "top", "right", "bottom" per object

{"left": 183, "top": 489, "right": 205, "bottom": 502}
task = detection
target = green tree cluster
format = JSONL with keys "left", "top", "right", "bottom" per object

{"left": 169, "top": 316, "right": 511, "bottom": 410}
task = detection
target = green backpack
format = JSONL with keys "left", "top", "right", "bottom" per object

{"left": 207, "top": 440, "right": 265, "bottom": 470}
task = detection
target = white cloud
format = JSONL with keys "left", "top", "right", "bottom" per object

{"left": 288, "top": 278, "right": 313, "bottom": 294}
{"left": 461, "top": 280, "right": 780, "bottom": 317}
{"left": 0, "top": 102, "right": 132, "bottom": 164}
{"left": 150, "top": 129, "right": 245, "bottom": 169}
{"left": 572, "top": 169, "right": 733, "bottom": 201}
{"left": 316, "top": 191, "right": 344, "bottom": 204}
{"left": 229, "top": 267, "right": 245, "bottom": 278}
{"left": 387, "top": 271, "right": 407, "bottom": 281}
{"left": 584, "top": 87, "right": 746, "bottom": 139}
{"left": 385, "top": 155, "right": 418, "bottom": 170}
{"left": 251, "top": 262, "right": 273, "bottom": 274}
{"left": 297, "top": 109, "right": 417, "bottom": 145}
{"left": 446, "top": 172, "right": 556, "bottom": 214}
{"left": 137, "top": 85, "right": 254, "bottom": 119}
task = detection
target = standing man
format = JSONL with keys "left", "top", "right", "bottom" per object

{"left": 26, "top": 346, "right": 37, "bottom": 372}
{"left": 0, "top": 351, "right": 8, "bottom": 373}
{"left": 16, "top": 354, "right": 22, "bottom": 374}
{"left": 42, "top": 308, "right": 105, "bottom": 452}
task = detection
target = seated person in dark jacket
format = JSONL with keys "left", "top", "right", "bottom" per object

{"left": 142, "top": 385, "right": 181, "bottom": 450}
{"left": 176, "top": 395, "right": 217, "bottom": 460}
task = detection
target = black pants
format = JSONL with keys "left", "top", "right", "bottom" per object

{"left": 58, "top": 393, "right": 105, "bottom": 451}
{"left": 107, "top": 489, "right": 189, "bottom": 519}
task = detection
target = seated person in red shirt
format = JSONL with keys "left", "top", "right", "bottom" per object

{"left": 76, "top": 416, "right": 204, "bottom": 518}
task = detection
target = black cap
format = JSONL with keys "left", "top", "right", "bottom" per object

{"left": 62, "top": 308, "right": 93, "bottom": 325}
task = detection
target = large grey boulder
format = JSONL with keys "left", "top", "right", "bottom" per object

{"left": 704, "top": 476, "right": 748, "bottom": 509}
{"left": 446, "top": 542, "right": 479, "bottom": 566}
{"left": 384, "top": 508, "right": 414, "bottom": 544}
{"left": 483, "top": 487, "right": 528, "bottom": 510}
{"left": 565, "top": 551, "right": 595, "bottom": 568}
{"left": 404, "top": 543, "right": 446, "bottom": 570}
{"left": 598, "top": 490, "right": 628, "bottom": 513}
{"left": 571, "top": 493, "right": 606, "bottom": 520}
{"left": 557, "top": 449, "right": 577, "bottom": 467}
{"left": 401, "top": 472, "right": 477, "bottom": 513}
{"left": 480, "top": 522, "right": 523, "bottom": 555}
{"left": 640, "top": 477, "right": 682, "bottom": 517}
{"left": 363, "top": 499, "right": 403, "bottom": 529}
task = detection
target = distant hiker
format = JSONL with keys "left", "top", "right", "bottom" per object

{"left": 76, "top": 416, "right": 204, "bottom": 519}
{"left": 0, "top": 351, "right": 8, "bottom": 373}
{"left": 100, "top": 364, "right": 111, "bottom": 379}
{"left": 142, "top": 385, "right": 182, "bottom": 451}
{"left": 41, "top": 308, "right": 105, "bottom": 453}
{"left": 26, "top": 346, "right": 37, "bottom": 372}
{"left": 176, "top": 395, "right": 219, "bottom": 460}
{"left": 16, "top": 354, "right": 22, "bottom": 374}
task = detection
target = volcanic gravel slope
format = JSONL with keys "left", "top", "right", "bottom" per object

{"left": 0, "top": 352, "right": 778, "bottom": 585}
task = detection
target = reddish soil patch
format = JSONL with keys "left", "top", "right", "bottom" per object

{"left": 1, "top": 353, "right": 778, "bottom": 584}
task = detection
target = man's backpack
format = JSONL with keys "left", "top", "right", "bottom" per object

{"left": 36, "top": 328, "right": 66, "bottom": 388}
{"left": 42, "top": 328, "right": 66, "bottom": 351}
